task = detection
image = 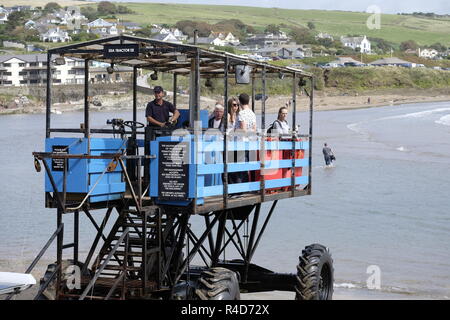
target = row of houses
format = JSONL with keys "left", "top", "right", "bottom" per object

{"left": 0, "top": 54, "right": 132, "bottom": 86}
{"left": 322, "top": 56, "right": 429, "bottom": 68}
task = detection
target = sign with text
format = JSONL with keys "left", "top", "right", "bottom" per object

{"left": 103, "top": 44, "right": 140, "bottom": 58}
{"left": 52, "top": 145, "right": 69, "bottom": 172}
{"left": 158, "top": 142, "right": 190, "bottom": 201}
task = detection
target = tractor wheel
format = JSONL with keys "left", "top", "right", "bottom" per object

{"left": 195, "top": 267, "right": 240, "bottom": 300}
{"left": 295, "top": 244, "right": 334, "bottom": 300}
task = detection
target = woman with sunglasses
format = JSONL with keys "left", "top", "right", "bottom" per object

{"left": 227, "top": 97, "right": 240, "bottom": 133}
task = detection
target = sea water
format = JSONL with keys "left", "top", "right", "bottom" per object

{"left": 0, "top": 101, "right": 449, "bottom": 299}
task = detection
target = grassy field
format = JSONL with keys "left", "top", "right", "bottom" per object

{"left": 94, "top": 2, "right": 450, "bottom": 46}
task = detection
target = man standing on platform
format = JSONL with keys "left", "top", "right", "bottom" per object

{"left": 146, "top": 86, "right": 180, "bottom": 128}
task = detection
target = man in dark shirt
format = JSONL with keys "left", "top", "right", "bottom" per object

{"left": 322, "top": 143, "right": 334, "bottom": 166}
{"left": 145, "top": 86, "right": 180, "bottom": 127}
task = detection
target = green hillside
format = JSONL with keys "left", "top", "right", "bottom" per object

{"left": 96, "top": 3, "right": 450, "bottom": 45}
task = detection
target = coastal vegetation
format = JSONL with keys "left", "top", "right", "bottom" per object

{"left": 147, "top": 66, "right": 450, "bottom": 96}
{"left": 105, "top": 2, "right": 450, "bottom": 46}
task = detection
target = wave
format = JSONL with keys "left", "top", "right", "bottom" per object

{"left": 379, "top": 107, "right": 450, "bottom": 121}
{"left": 346, "top": 121, "right": 370, "bottom": 138}
{"left": 435, "top": 114, "right": 450, "bottom": 126}
{"left": 333, "top": 281, "right": 443, "bottom": 298}
{"left": 347, "top": 122, "right": 362, "bottom": 133}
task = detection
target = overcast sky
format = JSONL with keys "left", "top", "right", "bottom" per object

{"left": 109, "top": 0, "right": 450, "bottom": 14}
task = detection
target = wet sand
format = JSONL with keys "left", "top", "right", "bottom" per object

{"left": 3, "top": 89, "right": 450, "bottom": 116}
{"left": 5, "top": 285, "right": 430, "bottom": 300}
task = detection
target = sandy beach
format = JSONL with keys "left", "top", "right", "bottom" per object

{"left": 2, "top": 88, "right": 450, "bottom": 116}
{"left": 4, "top": 285, "right": 430, "bottom": 300}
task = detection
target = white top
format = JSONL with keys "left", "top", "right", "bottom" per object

{"left": 272, "top": 119, "right": 290, "bottom": 134}
{"left": 213, "top": 119, "right": 221, "bottom": 129}
{"left": 237, "top": 108, "right": 256, "bottom": 131}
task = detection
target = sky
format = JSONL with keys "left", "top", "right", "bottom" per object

{"left": 105, "top": 0, "right": 450, "bottom": 15}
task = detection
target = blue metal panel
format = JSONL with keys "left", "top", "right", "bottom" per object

{"left": 176, "top": 109, "right": 209, "bottom": 129}
{"left": 197, "top": 159, "right": 309, "bottom": 175}
{"left": 88, "top": 138, "right": 126, "bottom": 202}
{"left": 90, "top": 138, "right": 126, "bottom": 151}
{"left": 149, "top": 140, "right": 159, "bottom": 197}
{"left": 149, "top": 133, "right": 310, "bottom": 205}
{"left": 200, "top": 176, "right": 309, "bottom": 197}
{"left": 45, "top": 138, "right": 126, "bottom": 203}
{"left": 199, "top": 140, "right": 309, "bottom": 152}
{"left": 45, "top": 138, "right": 88, "bottom": 193}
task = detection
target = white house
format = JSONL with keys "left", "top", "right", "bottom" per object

{"left": 121, "top": 22, "right": 142, "bottom": 32}
{"left": 158, "top": 28, "right": 172, "bottom": 35}
{"left": 315, "top": 32, "right": 334, "bottom": 41}
{"left": 56, "top": 9, "right": 88, "bottom": 30}
{"left": 87, "top": 18, "right": 114, "bottom": 28}
{"left": 418, "top": 48, "right": 439, "bottom": 59}
{"left": 246, "top": 32, "right": 290, "bottom": 47}
{"left": 0, "top": 12, "right": 8, "bottom": 24}
{"left": 90, "top": 25, "right": 119, "bottom": 37}
{"left": 170, "top": 28, "right": 188, "bottom": 41}
{"left": 87, "top": 19, "right": 119, "bottom": 37}
{"left": 151, "top": 33, "right": 181, "bottom": 44}
{"left": 340, "top": 35, "right": 371, "bottom": 53}
{"left": 40, "top": 28, "right": 71, "bottom": 43}
{"left": 278, "top": 45, "right": 313, "bottom": 59}
{"left": 189, "top": 36, "right": 227, "bottom": 46}
{"left": 24, "top": 20, "right": 36, "bottom": 29}
{"left": 209, "top": 32, "right": 240, "bottom": 45}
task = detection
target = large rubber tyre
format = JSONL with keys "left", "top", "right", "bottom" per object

{"left": 195, "top": 267, "right": 241, "bottom": 300}
{"left": 295, "top": 244, "right": 334, "bottom": 300}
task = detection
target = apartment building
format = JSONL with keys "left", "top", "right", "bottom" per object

{"left": 0, "top": 54, "right": 133, "bottom": 86}
{"left": 0, "top": 54, "right": 85, "bottom": 86}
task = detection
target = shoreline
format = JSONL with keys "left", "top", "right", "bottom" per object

{"left": 2, "top": 91, "right": 450, "bottom": 116}
{"left": 4, "top": 284, "right": 439, "bottom": 300}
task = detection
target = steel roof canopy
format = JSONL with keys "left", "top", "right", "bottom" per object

{"left": 48, "top": 35, "right": 312, "bottom": 78}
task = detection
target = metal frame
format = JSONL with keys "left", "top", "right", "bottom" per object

{"left": 31, "top": 35, "right": 315, "bottom": 300}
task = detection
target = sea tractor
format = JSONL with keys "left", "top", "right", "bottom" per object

{"left": 21, "top": 35, "right": 333, "bottom": 300}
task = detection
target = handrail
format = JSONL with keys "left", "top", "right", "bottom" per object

{"left": 5, "top": 223, "right": 64, "bottom": 300}
{"left": 65, "top": 158, "right": 118, "bottom": 211}
{"left": 79, "top": 227, "right": 130, "bottom": 300}
{"left": 33, "top": 264, "right": 61, "bottom": 300}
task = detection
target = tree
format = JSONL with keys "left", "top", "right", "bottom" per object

{"left": 175, "top": 20, "right": 212, "bottom": 37}
{"left": 307, "top": 22, "right": 316, "bottom": 30}
{"left": 44, "top": 2, "right": 61, "bottom": 12}
{"left": 369, "top": 37, "right": 396, "bottom": 53}
{"left": 135, "top": 26, "right": 155, "bottom": 38}
{"left": 97, "top": 1, "right": 117, "bottom": 15}
{"left": 289, "top": 27, "right": 317, "bottom": 44}
{"left": 5, "top": 11, "right": 31, "bottom": 33}
{"left": 316, "top": 38, "right": 334, "bottom": 48}
{"left": 117, "top": 5, "right": 134, "bottom": 14}
{"left": 400, "top": 40, "right": 418, "bottom": 51}
{"left": 72, "top": 32, "right": 99, "bottom": 42}
{"left": 214, "top": 19, "right": 254, "bottom": 39}
{"left": 264, "top": 24, "right": 280, "bottom": 34}
{"left": 80, "top": 7, "right": 100, "bottom": 21}
{"left": 429, "top": 42, "right": 447, "bottom": 52}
